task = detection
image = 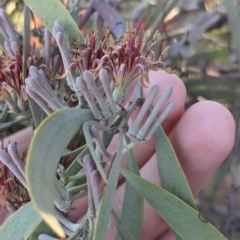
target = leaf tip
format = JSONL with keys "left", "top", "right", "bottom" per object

{"left": 41, "top": 212, "right": 65, "bottom": 238}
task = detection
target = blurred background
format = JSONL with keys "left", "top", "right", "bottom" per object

{"left": 1, "top": 0, "right": 240, "bottom": 239}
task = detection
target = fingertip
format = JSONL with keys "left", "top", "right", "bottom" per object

{"left": 169, "top": 100, "right": 235, "bottom": 195}
{"left": 147, "top": 70, "right": 186, "bottom": 98}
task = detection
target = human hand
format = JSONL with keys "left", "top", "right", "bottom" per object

{"left": 68, "top": 70, "right": 235, "bottom": 240}
{"left": 110, "top": 70, "right": 235, "bottom": 240}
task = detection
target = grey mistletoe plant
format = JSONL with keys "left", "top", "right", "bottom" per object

{"left": 0, "top": 1, "right": 228, "bottom": 240}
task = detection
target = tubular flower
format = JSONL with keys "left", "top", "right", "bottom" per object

{"left": 0, "top": 163, "right": 29, "bottom": 211}
{"left": 0, "top": 142, "right": 30, "bottom": 211}
{"left": 0, "top": 44, "right": 28, "bottom": 113}
{"left": 69, "top": 21, "right": 169, "bottom": 104}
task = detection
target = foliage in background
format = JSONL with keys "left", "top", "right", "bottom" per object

{"left": 0, "top": 0, "right": 239, "bottom": 239}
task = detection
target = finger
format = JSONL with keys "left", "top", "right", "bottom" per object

{"left": 110, "top": 101, "right": 235, "bottom": 240}
{"left": 108, "top": 70, "right": 186, "bottom": 170}
{"left": 169, "top": 101, "right": 235, "bottom": 195}
{"left": 69, "top": 71, "right": 186, "bottom": 222}
{"left": 0, "top": 210, "right": 12, "bottom": 226}
{"left": 67, "top": 196, "right": 88, "bottom": 222}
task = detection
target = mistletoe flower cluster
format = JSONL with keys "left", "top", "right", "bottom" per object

{"left": 22, "top": 20, "right": 177, "bottom": 240}
{"left": 54, "top": 20, "right": 169, "bottom": 104}
{"left": 0, "top": 143, "right": 29, "bottom": 212}
{"left": 0, "top": 9, "right": 28, "bottom": 113}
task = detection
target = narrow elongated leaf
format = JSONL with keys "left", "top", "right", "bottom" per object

{"left": 176, "top": 235, "right": 183, "bottom": 240}
{"left": 23, "top": 0, "right": 84, "bottom": 47}
{"left": 186, "top": 88, "right": 238, "bottom": 103}
{"left": 29, "top": 221, "right": 54, "bottom": 240}
{"left": 147, "top": 0, "right": 177, "bottom": 38}
{"left": 62, "top": 144, "right": 86, "bottom": 157}
{"left": 26, "top": 108, "right": 93, "bottom": 238}
{"left": 22, "top": 4, "right": 30, "bottom": 80}
{"left": 0, "top": 202, "right": 41, "bottom": 240}
{"left": 28, "top": 96, "right": 46, "bottom": 128}
{"left": 112, "top": 210, "right": 134, "bottom": 240}
{"left": 92, "top": 1, "right": 126, "bottom": 38}
{"left": 222, "top": 0, "right": 240, "bottom": 70}
{"left": 116, "top": 149, "right": 143, "bottom": 240}
{"left": 0, "top": 104, "right": 8, "bottom": 122}
{"left": 190, "top": 47, "right": 228, "bottom": 64}
{"left": 121, "top": 169, "right": 227, "bottom": 240}
{"left": 93, "top": 132, "right": 123, "bottom": 240}
{"left": 65, "top": 145, "right": 90, "bottom": 177}
{"left": 155, "top": 127, "right": 196, "bottom": 209}
{"left": 155, "top": 127, "right": 195, "bottom": 240}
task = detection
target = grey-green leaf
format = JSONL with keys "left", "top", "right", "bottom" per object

{"left": 0, "top": 202, "right": 41, "bottom": 240}
{"left": 155, "top": 127, "right": 195, "bottom": 240}
{"left": 29, "top": 220, "right": 55, "bottom": 240}
{"left": 222, "top": 0, "right": 240, "bottom": 70}
{"left": 112, "top": 210, "right": 134, "bottom": 240}
{"left": 93, "top": 131, "right": 123, "bottom": 240}
{"left": 26, "top": 108, "right": 93, "bottom": 238}
{"left": 116, "top": 149, "right": 143, "bottom": 240}
{"left": 28, "top": 96, "right": 46, "bottom": 128}
{"left": 23, "top": 0, "right": 84, "bottom": 47}
{"left": 121, "top": 169, "right": 227, "bottom": 240}
{"left": 155, "top": 127, "right": 196, "bottom": 209}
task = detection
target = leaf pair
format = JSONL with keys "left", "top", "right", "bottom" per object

{"left": 116, "top": 127, "right": 226, "bottom": 240}
{"left": 121, "top": 168, "right": 226, "bottom": 240}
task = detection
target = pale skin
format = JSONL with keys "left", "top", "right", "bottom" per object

{"left": 111, "top": 70, "right": 235, "bottom": 240}
{"left": 0, "top": 71, "right": 236, "bottom": 240}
